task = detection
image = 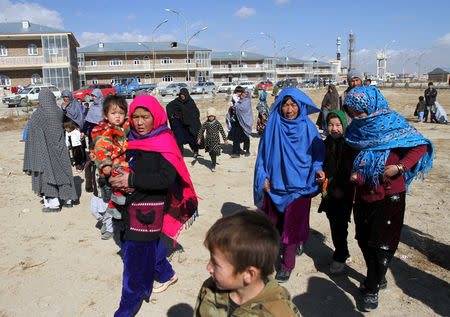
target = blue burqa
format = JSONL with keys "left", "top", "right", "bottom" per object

{"left": 61, "top": 90, "right": 84, "bottom": 129}
{"left": 254, "top": 87, "right": 326, "bottom": 212}
{"left": 84, "top": 88, "right": 104, "bottom": 125}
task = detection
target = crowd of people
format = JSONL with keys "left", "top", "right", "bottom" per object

{"left": 22, "top": 73, "right": 434, "bottom": 315}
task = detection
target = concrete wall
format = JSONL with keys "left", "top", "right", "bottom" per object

{"left": 0, "top": 69, "right": 43, "bottom": 87}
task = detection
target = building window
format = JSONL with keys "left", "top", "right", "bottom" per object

{"left": 31, "top": 74, "right": 42, "bottom": 84}
{"left": 110, "top": 59, "right": 122, "bottom": 66}
{"left": 49, "top": 44, "right": 58, "bottom": 55}
{"left": 28, "top": 44, "right": 38, "bottom": 55}
{"left": 0, "top": 45, "right": 7, "bottom": 56}
{"left": 133, "top": 58, "right": 140, "bottom": 65}
{"left": 162, "top": 75, "right": 173, "bottom": 82}
{"left": 185, "top": 58, "right": 191, "bottom": 64}
{"left": 143, "top": 56, "right": 150, "bottom": 61}
{"left": 90, "top": 59, "right": 97, "bottom": 66}
{"left": 185, "top": 74, "right": 191, "bottom": 81}
{"left": 161, "top": 57, "right": 172, "bottom": 64}
{"left": 145, "top": 74, "right": 151, "bottom": 79}
{"left": 0, "top": 75, "right": 11, "bottom": 86}
{"left": 220, "top": 64, "right": 226, "bottom": 69}
{"left": 92, "top": 78, "right": 98, "bottom": 84}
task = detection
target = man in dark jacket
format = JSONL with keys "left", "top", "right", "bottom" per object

{"left": 424, "top": 82, "right": 437, "bottom": 123}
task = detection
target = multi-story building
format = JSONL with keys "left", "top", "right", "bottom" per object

{"left": 77, "top": 42, "right": 212, "bottom": 86}
{"left": 0, "top": 20, "right": 80, "bottom": 91}
{"left": 211, "top": 51, "right": 275, "bottom": 83}
{"left": 211, "top": 51, "right": 339, "bottom": 85}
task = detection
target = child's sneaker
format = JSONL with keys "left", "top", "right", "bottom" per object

{"left": 362, "top": 291, "right": 378, "bottom": 311}
{"left": 153, "top": 273, "right": 178, "bottom": 293}
{"left": 211, "top": 167, "right": 216, "bottom": 172}
{"left": 101, "top": 231, "right": 113, "bottom": 240}
{"left": 106, "top": 207, "right": 122, "bottom": 219}
{"left": 111, "top": 193, "right": 126, "bottom": 205}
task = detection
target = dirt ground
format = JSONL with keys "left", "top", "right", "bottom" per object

{"left": 0, "top": 88, "right": 448, "bottom": 316}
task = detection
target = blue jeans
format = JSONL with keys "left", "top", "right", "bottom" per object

{"left": 418, "top": 112, "right": 424, "bottom": 122}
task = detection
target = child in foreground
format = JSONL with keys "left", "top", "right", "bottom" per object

{"left": 197, "top": 107, "right": 228, "bottom": 172}
{"left": 194, "top": 210, "right": 300, "bottom": 317}
{"left": 91, "top": 95, "right": 132, "bottom": 219}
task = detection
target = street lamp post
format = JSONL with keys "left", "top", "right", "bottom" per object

{"left": 239, "top": 38, "right": 252, "bottom": 83}
{"left": 165, "top": 9, "right": 189, "bottom": 83}
{"left": 151, "top": 19, "right": 168, "bottom": 84}
{"left": 277, "top": 45, "right": 290, "bottom": 80}
{"left": 261, "top": 32, "right": 277, "bottom": 83}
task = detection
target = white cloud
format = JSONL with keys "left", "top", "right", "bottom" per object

{"left": 433, "top": 33, "right": 450, "bottom": 47}
{"left": 0, "top": 0, "right": 64, "bottom": 29}
{"left": 156, "top": 33, "right": 177, "bottom": 42}
{"left": 125, "top": 13, "right": 135, "bottom": 20}
{"left": 275, "top": 0, "right": 290, "bottom": 4}
{"left": 234, "top": 6, "right": 256, "bottom": 18}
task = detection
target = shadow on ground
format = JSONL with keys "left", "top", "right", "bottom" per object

{"left": 167, "top": 303, "right": 194, "bottom": 317}
{"left": 220, "top": 202, "right": 250, "bottom": 217}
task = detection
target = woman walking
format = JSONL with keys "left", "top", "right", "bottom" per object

{"left": 254, "top": 87, "right": 326, "bottom": 283}
{"left": 23, "top": 88, "right": 78, "bottom": 211}
{"left": 227, "top": 89, "right": 253, "bottom": 157}
{"left": 166, "top": 88, "right": 201, "bottom": 157}
{"left": 343, "top": 86, "right": 433, "bottom": 312}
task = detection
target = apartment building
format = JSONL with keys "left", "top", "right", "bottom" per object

{"left": 77, "top": 42, "right": 212, "bottom": 86}
{"left": 211, "top": 51, "right": 275, "bottom": 83}
{"left": 0, "top": 21, "right": 80, "bottom": 91}
{"left": 276, "top": 57, "right": 340, "bottom": 83}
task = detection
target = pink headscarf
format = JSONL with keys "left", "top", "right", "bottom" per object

{"left": 128, "top": 95, "right": 198, "bottom": 240}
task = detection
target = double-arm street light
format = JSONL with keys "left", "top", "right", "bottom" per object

{"left": 165, "top": 8, "right": 190, "bottom": 82}
{"left": 138, "top": 19, "right": 169, "bottom": 84}
{"left": 260, "top": 32, "right": 277, "bottom": 83}
{"left": 239, "top": 38, "right": 252, "bottom": 82}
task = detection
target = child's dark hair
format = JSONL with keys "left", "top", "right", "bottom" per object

{"left": 419, "top": 96, "right": 424, "bottom": 101}
{"left": 63, "top": 119, "right": 78, "bottom": 131}
{"left": 326, "top": 111, "right": 342, "bottom": 125}
{"left": 428, "top": 82, "right": 434, "bottom": 86}
{"left": 234, "top": 86, "right": 245, "bottom": 94}
{"left": 102, "top": 95, "right": 128, "bottom": 116}
{"left": 204, "top": 209, "right": 280, "bottom": 278}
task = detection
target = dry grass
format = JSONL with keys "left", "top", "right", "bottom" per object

{"left": 0, "top": 115, "right": 29, "bottom": 132}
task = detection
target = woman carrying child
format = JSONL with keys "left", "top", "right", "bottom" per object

{"left": 91, "top": 95, "right": 131, "bottom": 220}
{"left": 317, "top": 110, "right": 353, "bottom": 274}
{"left": 197, "top": 107, "right": 228, "bottom": 172}
{"left": 256, "top": 90, "right": 270, "bottom": 135}
{"left": 109, "top": 95, "right": 198, "bottom": 317}
{"left": 343, "top": 86, "right": 433, "bottom": 312}
{"left": 254, "top": 87, "right": 325, "bottom": 283}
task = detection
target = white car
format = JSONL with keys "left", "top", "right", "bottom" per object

{"left": 238, "top": 81, "right": 255, "bottom": 91}
{"left": 191, "top": 82, "right": 216, "bottom": 94}
{"left": 3, "top": 85, "right": 61, "bottom": 107}
{"left": 217, "top": 82, "right": 238, "bottom": 93}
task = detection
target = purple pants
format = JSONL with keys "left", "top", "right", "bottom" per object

{"left": 262, "top": 194, "right": 312, "bottom": 271}
{"left": 114, "top": 239, "right": 174, "bottom": 317}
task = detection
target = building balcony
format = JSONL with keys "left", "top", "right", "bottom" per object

{"left": 212, "top": 66, "right": 274, "bottom": 74}
{"left": 0, "top": 55, "right": 70, "bottom": 69}
{"left": 79, "top": 62, "right": 202, "bottom": 74}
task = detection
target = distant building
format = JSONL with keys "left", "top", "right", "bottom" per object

{"left": 77, "top": 42, "right": 212, "bottom": 86}
{"left": 211, "top": 51, "right": 275, "bottom": 83}
{"left": 427, "top": 67, "right": 450, "bottom": 84}
{"left": 0, "top": 20, "right": 80, "bottom": 90}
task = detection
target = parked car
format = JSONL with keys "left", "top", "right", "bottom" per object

{"left": 2, "top": 85, "right": 61, "bottom": 107}
{"left": 159, "top": 83, "right": 191, "bottom": 96}
{"left": 113, "top": 78, "right": 155, "bottom": 99}
{"left": 217, "top": 82, "right": 238, "bottom": 93}
{"left": 276, "top": 80, "right": 286, "bottom": 88}
{"left": 72, "top": 84, "right": 116, "bottom": 102}
{"left": 257, "top": 80, "right": 273, "bottom": 90}
{"left": 284, "top": 78, "right": 298, "bottom": 87}
{"left": 238, "top": 81, "right": 255, "bottom": 91}
{"left": 191, "top": 82, "right": 216, "bottom": 94}
{"left": 300, "top": 80, "right": 318, "bottom": 88}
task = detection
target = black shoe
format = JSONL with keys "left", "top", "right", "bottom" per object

{"left": 63, "top": 202, "right": 73, "bottom": 208}
{"left": 362, "top": 292, "right": 378, "bottom": 312}
{"left": 359, "top": 279, "right": 387, "bottom": 292}
{"left": 275, "top": 268, "right": 291, "bottom": 283}
{"left": 85, "top": 187, "right": 94, "bottom": 193}
{"left": 244, "top": 151, "right": 250, "bottom": 157}
{"left": 296, "top": 245, "right": 304, "bottom": 256}
{"left": 231, "top": 153, "right": 240, "bottom": 158}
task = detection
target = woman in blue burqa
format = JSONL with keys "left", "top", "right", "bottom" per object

{"left": 226, "top": 89, "right": 253, "bottom": 157}
{"left": 254, "top": 87, "right": 326, "bottom": 283}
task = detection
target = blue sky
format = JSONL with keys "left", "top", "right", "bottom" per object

{"left": 2, "top": 0, "right": 450, "bottom": 74}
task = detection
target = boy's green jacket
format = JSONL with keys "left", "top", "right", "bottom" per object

{"left": 194, "top": 276, "right": 301, "bottom": 317}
